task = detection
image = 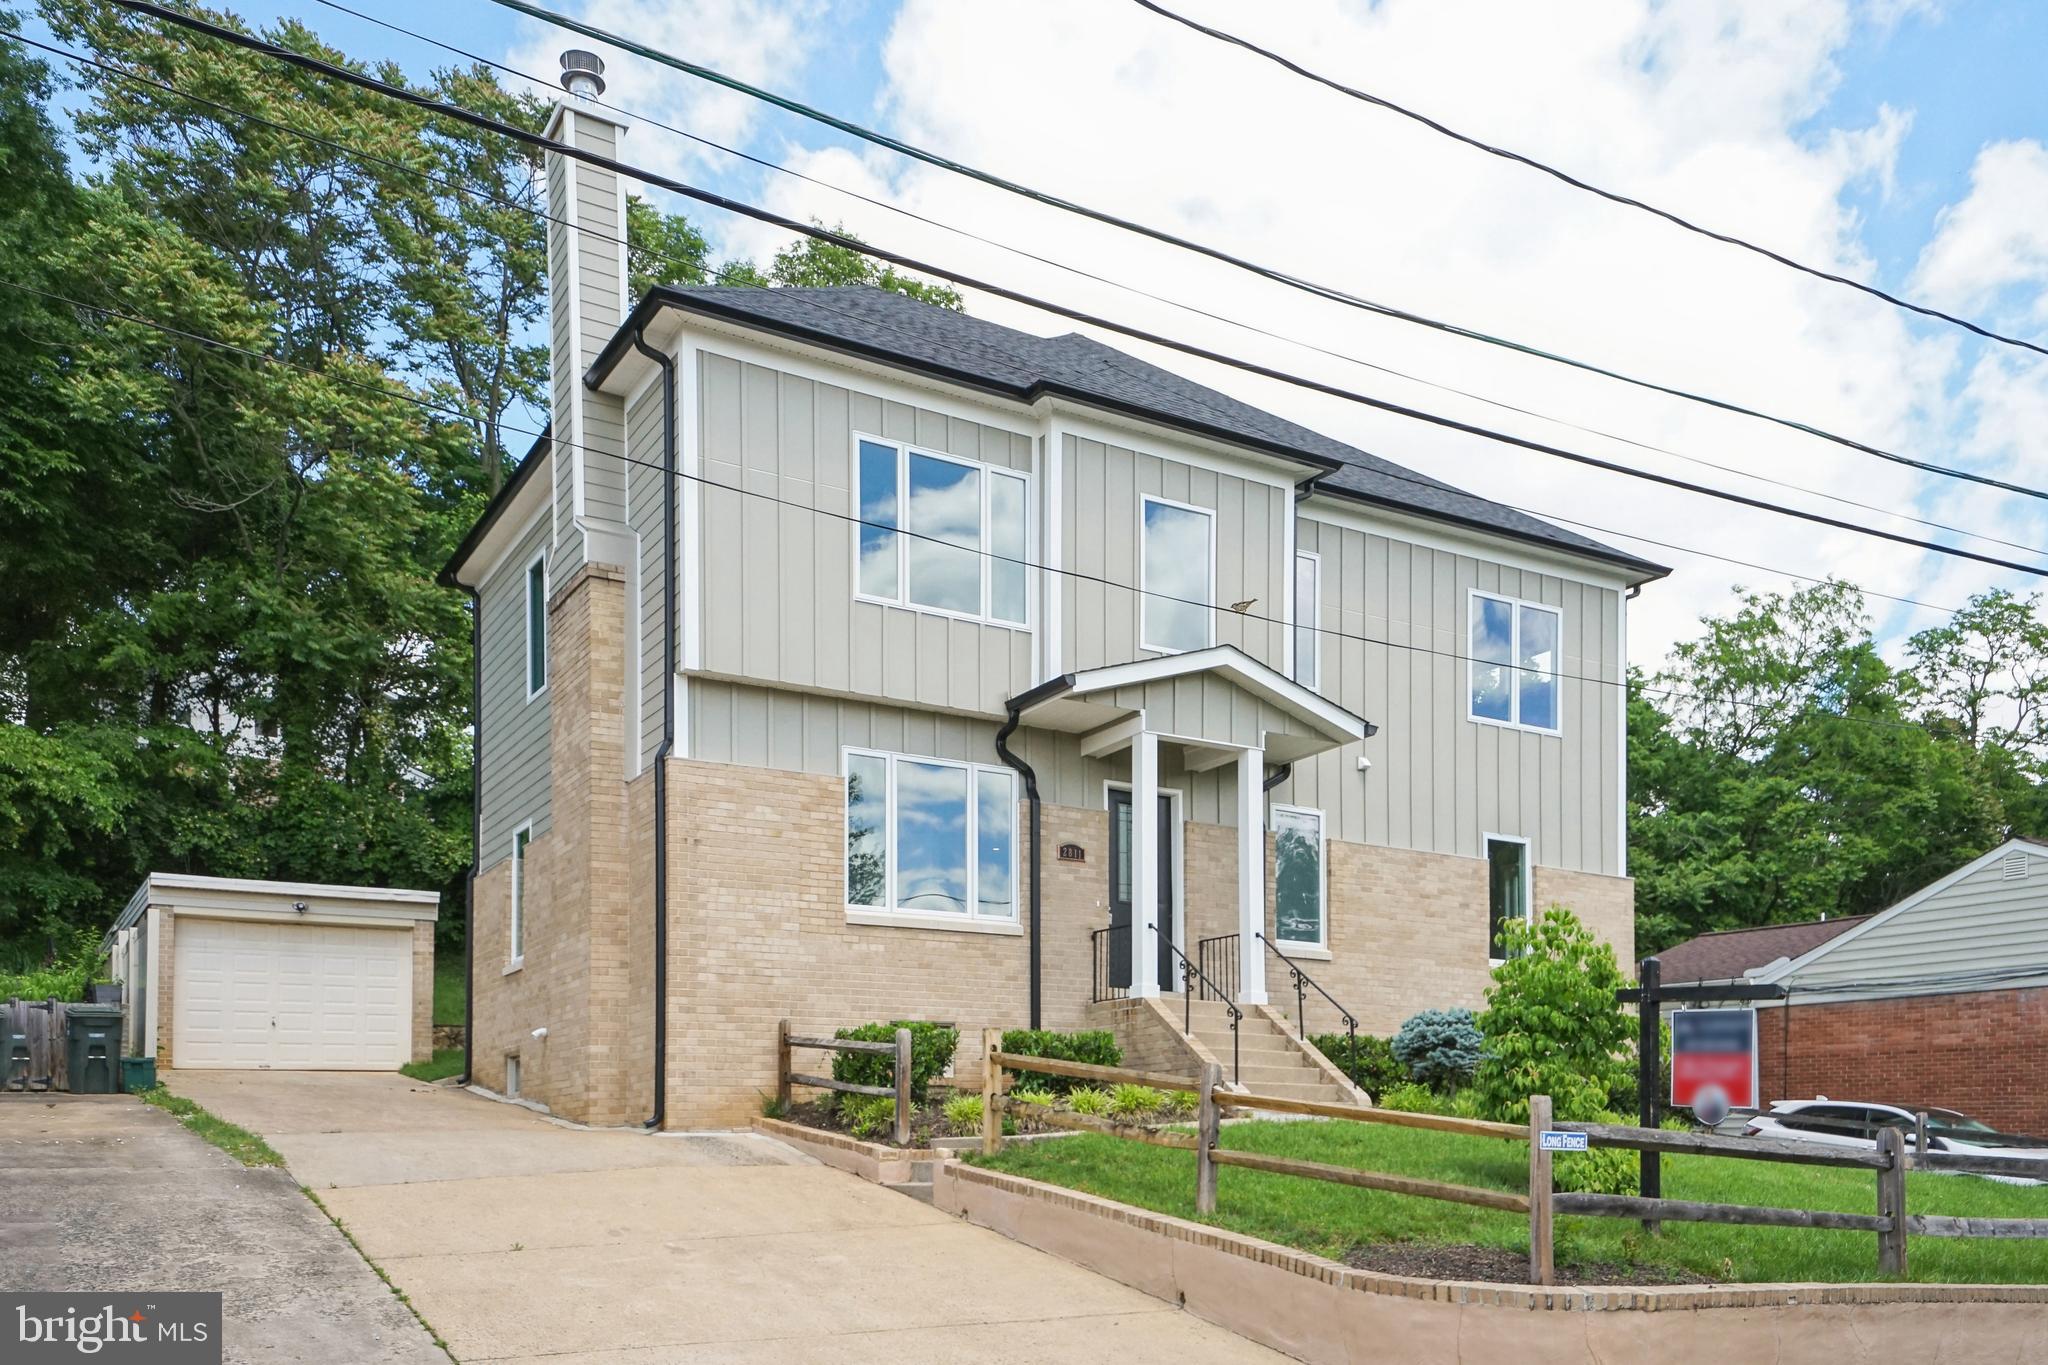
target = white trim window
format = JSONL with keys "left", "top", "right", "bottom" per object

{"left": 844, "top": 748, "right": 1018, "bottom": 926}
{"left": 524, "top": 553, "right": 549, "bottom": 699}
{"left": 508, "top": 823, "right": 532, "bottom": 968}
{"left": 1140, "top": 495, "right": 1214, "bottom": 654}
{"left": 855, "top": 436, "right": 1029, "bottom": 627}
{"left": 1468, "top": 590, "right": 1560, "bottom": 733}
{"left": 1293, "top": 551, "right": 1320, "bottom": 689}
{"left": 1484, "top": 833, "right": 1530, "bottom": 962}
{"left": 1272, "top": 805, "right": 1326, "bottom": 950}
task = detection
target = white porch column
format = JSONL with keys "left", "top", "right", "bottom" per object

{"left": 1132, "top": 729, "right": 1161, "bottom": 997}
{"left": 1236, "top": 746, "right": 1269, "bottom": 1005}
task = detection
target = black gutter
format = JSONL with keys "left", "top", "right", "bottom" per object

{"left": 459, "top": 584, "right": 480, "bottom": 1087}
{"left": 627, "top": 328, "right": 677, "bottom": 1131}
{"left": 1262, "top": 762, "right": 1292, "bottom": 793}
{"left": 993, "top": 701, "right": 1044, "bottom": 1030}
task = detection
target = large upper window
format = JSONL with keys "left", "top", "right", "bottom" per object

{"left": 525, "top": 554, "right": 548, "bottom": 699}
{"left": 1294, "top": 551, "right": 1320, "bottom": 689}
{"left": 1140, "top": 496, "right": 1213, "bottom": 653}
{"left": 1485, "top": 834, "right": 1529, "bottom": 961}
{"left": 855, "top": 437, "right": 1028, "bottom": 626}
{"left": 1469, "top": 591, "right": 1560, "bottom": 732}
{"left": 844, "top": 749, "right": 1017, "bottom": 924}
{"left": 1272, "top": 806, "right": 1326, "bottom": 949}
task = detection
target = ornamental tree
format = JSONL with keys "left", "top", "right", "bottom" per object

{"left": 1472, "top": 906, "right": 1632, "bottom": 1123}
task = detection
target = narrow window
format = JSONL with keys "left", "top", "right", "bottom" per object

{"left": 525, "top": 557, "right": 548, "bottom": 697}
{"left": 1518, "top": 603, "right": 1560, "bottom": 731}
{"left": 988, "top": 470, "right": 1028, "bottom": 624}
{"left": 1486, "top": 835, "right": 1529, "bottom": 960}
{"left": 1294, "top": 551, "right": 1320, "bottom": 689}
{"left": 976, "top": 769, "right": 1016, "bottom": 918}
{"left": 906, "top": 452, "right": 982, "bottom": 614}
{"left": 504, "top": 1053, "right": 521, "bottom": 1098}
{"left": 1273, "top": 806, "right": 1325, "bottom": 948}
{"left": 856, "top": 439, "right": 900, "bottom": 599}
{"left": 845, "top": 753, "right": 888, "bottom": 908}
{"left": 509, "top": 825, "right": 531, "bottom": 964}
{"left": 1141, "top": 497, "right": 1213, "bottom": 653}
{"left": 1470, "top": 595, "right": 1513, "bottom": 722}
{"left": 1469, "top": 592, "right": 1562, "bottom": 732}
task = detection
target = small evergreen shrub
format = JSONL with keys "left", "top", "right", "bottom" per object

{"left": 998, "top": 1028, "right": 1121, "bottom": 1094}
{"left": 1391, "top": 1009, "right": 1483, "bottom": 1092}
{"left": 942, "top": 1094, "right": 984, "bottom": 1135}
{"left": 1107, "top": 1084, "right": 1164, "bottom": 1118}
{"left": 831, "top": 1020, "right": 959, "bottom": 1102}
{"left": 1067, "top": 1087, "right": 1110, "bottom": 1115}
{"left": 1310, "top": 1032, "right": 1402, "bottom": 1102}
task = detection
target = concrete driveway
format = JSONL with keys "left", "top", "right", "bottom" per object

{"left": 170, "top": 1070, "right": 1287, "bottom": 1363}
{"left": 0, "top": 1093, "right": 442, "bottom": 1363}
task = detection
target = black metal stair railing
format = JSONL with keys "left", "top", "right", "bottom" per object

{"left": 1194, "top": 933, "right": 1240, "bottom": 1001}
{"left": 1255, "top": 930, "right": 1360, "bottom": 1086}
{"left": 1089, "top": 926, "right": 1132, "bottom": 1004}
{"left": 1156, "top": 925, "right": 1240, "bottom": 1084}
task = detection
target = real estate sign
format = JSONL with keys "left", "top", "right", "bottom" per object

{"left": 1670, "top": 1008, "right": 1758, "bottom": 1111}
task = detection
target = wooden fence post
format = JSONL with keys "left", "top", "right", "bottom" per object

{"left": 981, "top": 1028, "right": 1003, "bottom": 1156}
{"left": 1527, "top": 1093, "right": 1555, "bottom": 1286}
{"left": 1196, "top": 1061, "right": 1221, "bottom": 1214}
{"left": 775, "top": 1018, "right": 791, "bottom": 1113}
{"left": 1914, "top": 1111, "right": 1929, "bottom": 1169}
{"left": 1877, "top": 1126, "right": 1908, "bottom": 1277}
{"left": 892, "top": 1027, "right": 913, "bottom": 1146}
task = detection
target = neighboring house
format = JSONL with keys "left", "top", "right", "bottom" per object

{"left": 439, "top": 65, "right": 1666, "bottom": 1128}
{"left": 1656, "top": 839, "right": 2048, "bottom": 1134}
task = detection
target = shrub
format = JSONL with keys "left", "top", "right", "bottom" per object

{"left": 1068, "top": 1087, "right": 1110, "bottom": 1115}
{"left": 1311, "top": 1032, "right": 1402, "bottom": 1102}
{"left": 942, "top": 1094, "right": 984, "bottom": 1135}
{"left": 1376, "top": 1081, "right": 1445, "bottom": 1115}
{"left": 1159, "top": 1089, "right": 1198, "bottom": 1117}
{"left": 832, "top": 1021, "right": 959, "bottom": 1103}
{"left": 841, "top": 1095, "right": 897, "bottom": 1140}
{"left": 1009, "top": 1086, "right": 1055, "bottom": 1108}
{"left": 998, "top": 1028, "right": 1121, "bottom": 1094}
{"left": 1391, "top": 1009, "right": 1483, "bottom": 1092}
{"left": 1550, "top": 1112, "right": 1641, "bottom": 1195}
{"left": 0, "top": 927, "right": 103, "bottom": 1003}
{"left": 1107, "top": 1084, "right": 1164, "bottom": 1118}
{"left": 1471, "top": 907, "right": 1632, "bottom": 1124}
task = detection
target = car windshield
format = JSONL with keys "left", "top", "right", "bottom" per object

{"left": 1917, "top": 1108, "right": 2034, "bottom": 1145}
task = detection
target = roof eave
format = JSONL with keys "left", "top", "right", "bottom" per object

{"left": 1308, "top": 480, "right": 1671, "bottom": 586}
{"left": 439, "top": 430, "right": 552, "bottom": 590}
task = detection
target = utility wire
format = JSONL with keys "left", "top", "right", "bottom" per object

{"left": 473, "top": 0, "right": 2048, "bottom": 506}
{"left": 1, "top": 29, "right": 1971, "bottom": 619}
{"left": 2, "top": 272, "right": 1951, "bottom": 733}
{"left": 92, "top": 1, "right": 2048, "bottom": 579}
{"left": 1129, "top": 0, "right": 2048, "bottom": 361}
{"left": 291, "top": 5, "right": 2048, "bottom": 563}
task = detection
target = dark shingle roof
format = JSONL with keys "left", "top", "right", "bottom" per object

{"left": 600, "top": 286, "right": 1666, "bottom": 580}
{"left": 1656, "top": 916, "right": 1873, "bottom": 985}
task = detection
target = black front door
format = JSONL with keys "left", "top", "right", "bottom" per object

{"left": 1107, "top": 788, "right": 1175, "bottom": 992}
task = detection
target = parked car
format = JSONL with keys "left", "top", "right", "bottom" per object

{"left": 1745, "top": 1099, "right": 2048, "bottom": 1182}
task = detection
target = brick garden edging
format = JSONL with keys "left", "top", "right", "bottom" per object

{"left": 933, "top": 1161, "right": 2048, "bottom": 1364}
{"left": 751, "top": 1116, "right": 943, "bottom": 1185}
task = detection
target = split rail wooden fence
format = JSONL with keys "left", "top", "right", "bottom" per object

{"left": 776, "top": 1020, "right": 915, "bottom": 1145}
{"left": 977, "top": 1029, "right": 2048, "bottom": 1285}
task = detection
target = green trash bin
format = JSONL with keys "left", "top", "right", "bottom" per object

{"left": 120, "top": 1056, "right": 157, "bottom": 1093}
{"left": 65, "top": 1005, "right": 122, "bottom": 1094}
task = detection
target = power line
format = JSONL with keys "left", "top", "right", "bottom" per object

{"left": 286, "top": 7, "right": 2048, "bottom": 564}
{"left": 474, "top": 0, "right": 2048, "bottom": 506}
{"left": 1129, "top": 0, "right": 2048, "bottom": 362}
{"left": 0, "top": 272, "right": 1958, "bottom": 737}
{"left": 4, "top": 32, "right": 1972, "bottom": 620}
{"left": 92, "top": 1, "right": 2048, "bottom": 580}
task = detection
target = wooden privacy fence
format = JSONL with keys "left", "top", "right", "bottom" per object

{"left": 776, "top": 1020, "right": 915, "bottom": 1145}
{"left": 4, "top": 999, "right": 73, "bottom": 1092}
{"left": 977, "top": 1030, "right": 2048, "bottom": 1287}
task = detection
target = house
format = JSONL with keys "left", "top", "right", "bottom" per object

{"left": 438, "top": 59, "right": 1666, "bottom": 1128}
{"left": 1655, "top": 839, "right": 2048, "bottom": 1134}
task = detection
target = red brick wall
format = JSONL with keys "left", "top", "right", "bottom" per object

{"left": 1759, "top": 987, "right": 2048, "bottom": 1135}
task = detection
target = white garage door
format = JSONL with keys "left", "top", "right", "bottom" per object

{"left": 172, "top": 918, "right": 412, "bottom": 1069}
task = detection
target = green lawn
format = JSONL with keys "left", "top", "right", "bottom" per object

{"left": 433, "top": 957, "right": 465, "bottom": 1027}
{"left": 400, "top": 1048, "right": 465, "bottom": 1083}
{"left": 968, "top": 1120, "right": 2048, "bottom": 1284}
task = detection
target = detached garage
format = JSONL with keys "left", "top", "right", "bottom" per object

{"left": 106, "top": 874, "right": 439, "bottom": 1070}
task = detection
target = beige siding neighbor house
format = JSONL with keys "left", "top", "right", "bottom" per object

{"left": 441, "top": 74, "right": 1667, "bottom": 1129}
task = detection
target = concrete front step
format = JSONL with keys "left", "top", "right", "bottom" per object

{"left": 1189, "top": 1031, "right": 1300, "bottom": 1057}
{"left": 1226, "top": 1081, "right": 1351, "bottom": 1102}
{"left": 884, "top": 1180, "right": 935, "bottom": 1204}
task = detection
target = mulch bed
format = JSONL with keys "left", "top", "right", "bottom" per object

{"left": 1343, "top": 1242, "right": 1715, "bottom": 1287}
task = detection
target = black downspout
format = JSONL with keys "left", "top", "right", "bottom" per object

{"left": 1262, "top": 762, "right": 1291, "bottom": 793}
{"left": 628, "top": 329, "right": 676, "bottom": 1130}
{"left": 994, "top": 704, "right": 1042, "bottom": 1029}
{"left": 461, "top": 585, "right": 481, "bottom": 1087}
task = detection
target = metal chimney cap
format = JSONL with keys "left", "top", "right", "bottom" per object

{"left": 559, "top": 49, "right": 606, "bottom": 97}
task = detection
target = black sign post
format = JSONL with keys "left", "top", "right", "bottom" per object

{"left": 1616, "top": 956, "right": 1786, "bottom": 1232}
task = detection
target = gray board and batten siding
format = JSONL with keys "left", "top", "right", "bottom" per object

{"left": 478, "top": 514, "right": 553, "bottom": 871}
{"left": 1270, "top": 517, "right": 1624, "bottom": 878}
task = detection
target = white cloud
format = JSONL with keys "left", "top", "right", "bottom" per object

{"left": 1912, "top": 139, "right": 2048, "bottom": 322}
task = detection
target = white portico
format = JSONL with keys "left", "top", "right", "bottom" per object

{"left": 1008, "top": 646, "right": 1371, "bottom": 1003}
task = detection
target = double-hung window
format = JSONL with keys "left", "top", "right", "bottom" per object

{"left": 1485, "top": 834, "right": 1529, "bottom": 961}
{"left": 1468, "top": 591, "right": 1560, "bottom": 732}
{"left": 1293, "top": 551, "right": 1320, "bottom": 689}
{"left": 844, "top": 749, "right": 1018, "bottom": 926}
{"left": 509, "top": 824, "right": 531, "bottom": 967}
{"left": 525, "top": 554, "right": 548, "bottom": 698}
{"left": 855, "top": 437, "right": 1028, "bottom": 625}
{"left": 1140, "top": 496, "right": 1214, "bottom": 653}
{"left": 1272, "top": 806, "right": 1326, "bottom": 949}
